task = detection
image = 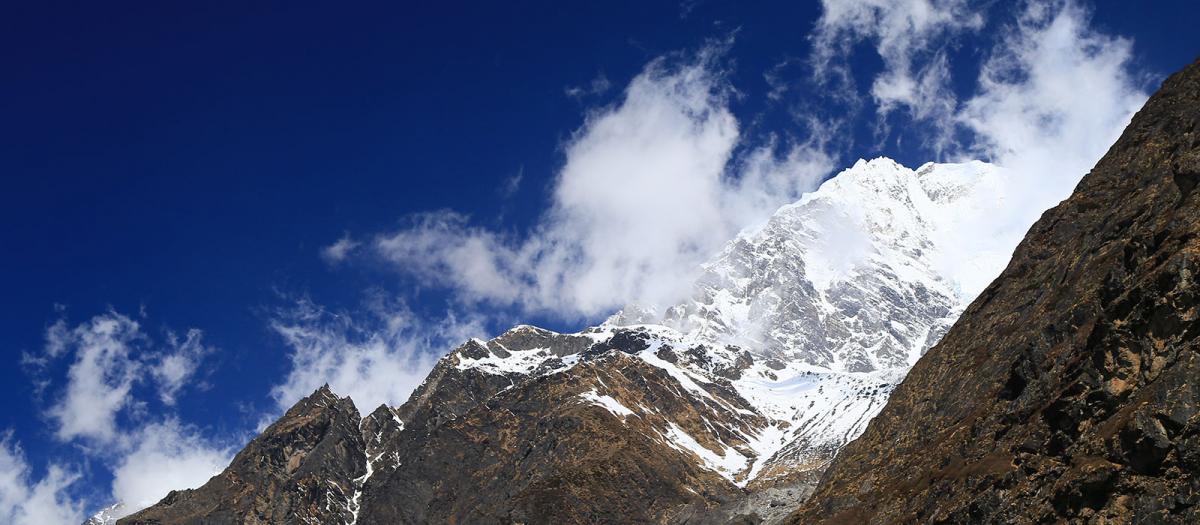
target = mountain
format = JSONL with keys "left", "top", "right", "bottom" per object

{"left": 789, "top": 59, "right": 1200, "bottom": 524}
{"left": 119, "top": 156, "right": 1017, "bottom": 523}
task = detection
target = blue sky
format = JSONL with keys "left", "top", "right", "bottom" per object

{"left": 1, "top": 1, "right": 1197, "bottom": 521}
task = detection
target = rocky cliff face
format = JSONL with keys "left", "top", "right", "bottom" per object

{"left": 790, "top": 59, "right": 1200, "bottom": 524}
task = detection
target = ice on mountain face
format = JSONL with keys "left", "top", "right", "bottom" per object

{"left": 579, "top": 389, "right": 636, "bottom": 418}
{"left": 618, "top": 157, "right": 1009, "bottom": 373}
{"left": 660, "top": 421, "right": 748, "bottom": 479}
{"left": 454, "top": 342, "right": 554, "bottom": 375}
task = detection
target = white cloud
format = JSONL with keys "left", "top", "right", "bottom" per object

{"left": 269, "top": 297, "right": 483, "bottom": 413}
{"left": 28, "top": 310, "right": 234, "bottom": 518}
{"left": 109, "top": 420, "right": 231, "bottom": 517}
{"left": 321, "top": 234, "right": 361, "bottom": 264}
{"left": 958, "top": 0, "right": 1145, "bottom": 211}
{"left": 931, "top": 1, "right": 1146, "bottom": 296}
{"left": 374, "top": 212, "right": 524, "bottom": 307}
{"left": 367, "top": 46, "right": 833, "bottom": 320}
{"left": 0, "top": 435, "right": 83, "bottom": 525}
{"left": 40, "top": 311, "right": 217, "bottom": 444}
{"left": 150, "top": 329, "right": 212, "bottom": 406}
{"left": 46, "top": 312, "right": 143, "bottom": 444}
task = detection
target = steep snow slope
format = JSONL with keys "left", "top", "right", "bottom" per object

{"left": 617, "top": 157, "right": 1010, "bottom": 372}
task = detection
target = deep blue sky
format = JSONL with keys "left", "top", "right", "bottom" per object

{"left": 2, "top": 0, "right": 1197, "bottom": 514}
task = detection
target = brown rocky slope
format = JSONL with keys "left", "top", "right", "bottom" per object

{"left": 790, "top": 58, "right": 1200, "bottom": 524}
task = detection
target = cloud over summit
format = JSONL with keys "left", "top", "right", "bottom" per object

{"left": 348, "top": 47, "right": 834, "bottom": 321}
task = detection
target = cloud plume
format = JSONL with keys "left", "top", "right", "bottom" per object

{"left": 347, "top": 46, "right": 834, "bottom": 321}
{"left": 269, "top": 296, "right": 485, "bottom": 412}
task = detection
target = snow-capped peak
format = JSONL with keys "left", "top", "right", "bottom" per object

{"left": 446, "top": 157, "right": 1010, "bottom": 486}
{"left": 614, "top": 157, "right": 1009, "bottom": 372}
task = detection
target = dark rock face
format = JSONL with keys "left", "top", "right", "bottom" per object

{"left": 791, "top": 59, "right": 1200, "bottom": 524}
{"left": 391, "top": 341, "right": 516, "bottom": 434}
{"left": 348, "top": 327, "right": 776, "bottom": 523}
{"left": 119, "top": 385, "right": 366, "bottom": 525}
{"left": 357, "top": 353, "right": 746, "bottom": 524}
{"left": 491, "top": 324, "right": 594, "bottom": 357}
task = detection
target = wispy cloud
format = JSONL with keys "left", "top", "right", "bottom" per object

{"left": 958, "top": 0, "right": 1146, "bottom": 205}
{"left": 35, "top": 312, "right": 214, "bottom": 444}
{"left": 565, "top": 72, "right": 613, "bottom": 100}
{"left": 801, "top": 0, "right": 1148, "bottom": 297}
{"left": 0, "top": 435, "right": 83, "bottom": 525}
{"left": 321, "top": 234, "right": 361, "bottom": 265}
{"left": 679, "top": 0, "right": 704, "bottom": 19}
{"left": 809, "top": 0, "right": 985, "bottom": 153}
{"left": 42, "top": 313, "right": 144, "bottom": 444}
{"left": 22, "top": 310, "right": 234, "bottom": 518}
{"left": 269, "top": 295, "right": 484, "bottom": 413}
{"left": 151, "top": 329, "right": 213, "bottom": 406}
{"left": 498, "top": 167, "right": 523, "bottom": 200}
